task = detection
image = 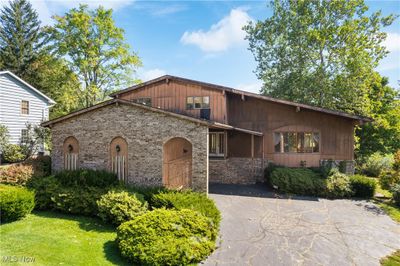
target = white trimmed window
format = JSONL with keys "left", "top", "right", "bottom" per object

{"left": 209, "top": 132, "right": 225, "bottom": 157}
{"left": 21, "top": 129, "right": 28, "bottom": 143}
{"left": 21, "top": 100, "right": 29, "bottom": 114}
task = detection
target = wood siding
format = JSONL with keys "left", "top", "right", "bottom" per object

{"left": 226, "top": 93, "right": 355, "bottom": 167}
{"left": 0, "top": 73, "right": 51, "bottom": 146}
{"left": 118, "top": 79, "right": 227, "bottom": 123}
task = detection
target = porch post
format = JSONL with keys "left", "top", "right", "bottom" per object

{"left": 251, "top": 134, "right": 254, "bottom": 159}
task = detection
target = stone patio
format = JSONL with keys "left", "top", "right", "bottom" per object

{"left": 204, "top": 184, "right": 400, "bottom": 266}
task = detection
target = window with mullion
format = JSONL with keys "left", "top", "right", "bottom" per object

{"left": 209, "top": 132, "right": 225, "bottom": 157}
{"left": 275, "top": 131, "right": 320, "bottom": 153}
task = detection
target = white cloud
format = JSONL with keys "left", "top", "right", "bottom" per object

{"left": 151, "top": 5, "right": 186, "bottom": 16}
{"left": 45, "top": 0, "right": 135, "bottom": 10}
{"left": 139, "top": 68, "right": 167, "bottom": 81}
{"left": 0, "top": 0, "right": 135, "bottom": 26}
{"left": 180, "top": 8, "right": 253, "bottom": 53}
{"left": 384, "top": 32, "right": 400, "bottom": 53}
{"left": 236, "top": 80, "right": 263, "bottom": 94}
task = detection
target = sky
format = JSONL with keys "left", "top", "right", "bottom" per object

{"left": 1, "top": 0, "right": 399, "bottom": 93}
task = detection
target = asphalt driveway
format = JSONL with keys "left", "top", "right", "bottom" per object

{"left": 204, "top": 184, "right": 400, "bottom": 266}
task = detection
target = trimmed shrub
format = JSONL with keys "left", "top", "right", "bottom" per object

{"left": 0, "top": 184, "right": 35, "bottom": 222}
{"left": 127, "top": 185, "right": 168, "bottom": 203}
{"left": 24, "top": 155, "right": 51, "bottom": 177}
{"left": 97, "top": 191, "right": 148, "bottom": 225}
{"left": 269, "top": 167, "right": 326, "bottom": 196}
{"left": 0, "top": 164, "right": 33, "bottom": 185}
{"left": 349, "top": 175, "right": 376, "bottom": 198}
{"left": 117, "top": 208, "right": 217, "bottom": 266}
{"left": 379, "top": 170, "right": 400, "bottom": 190}
{"left": 2, "top": 144, "right": 25, "bottom": 163}
{"left": 264, "top": 162, "right": 280, "bottom": 185}
{"left": 151, "top": 190, "right": 221, "bottom": 228}
{"left": 27, "top": 175, "right": 110, "bottom": 215}
{"left": 362, "top": 152, "right": 394, "bottom": 177}
{"left": 26, "top": 175, "right": 59, "bottom": 209}
{"left": 52, "top": 186, "right": 108, "bottom": 216}
{"left": 54, "top": 169, "right": 119, "bottom": 188}
{"left": 391, "top": 184, "right": 400, "bottom": 207}
{"left": 326, "top": 170, "right": 352, "bottom": 198}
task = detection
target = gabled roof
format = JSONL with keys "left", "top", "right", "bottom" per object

{"left": 110, "top": 75, "right": 372, "bottom": 122}
{"left": 0, "top": 70, "right": 56, "bottom": 105}
{"left": 41, "top": 98, "right": 263, "bottom": 136}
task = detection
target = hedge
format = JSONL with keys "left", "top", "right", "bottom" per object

{"left": 0, "top": 184, "right": 35, "bottom": 222}
{"left": 269, "top": 167, "right": 326, "bottom": 196}
{"left": 151, "top": 190, "right": 221, "bottom": 228}
{"left": 97, "top": 190, "right": 148, "bottom": 225}
{"left": 349, "top": 175, "right": 376, "bottom": 198}
{"left": 117, "top": 208, "right": 217, "bottom": 265}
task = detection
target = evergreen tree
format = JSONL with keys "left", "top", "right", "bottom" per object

{"left": 0, "top": 0, "right": 46, "bottom": 76}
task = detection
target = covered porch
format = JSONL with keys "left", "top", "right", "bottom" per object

{"left": 207, "top": 124, "right": 265, "bottom": 184}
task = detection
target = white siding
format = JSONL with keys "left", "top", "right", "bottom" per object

{"left": 0, "top": 73, "right": 51, "bottom": 145}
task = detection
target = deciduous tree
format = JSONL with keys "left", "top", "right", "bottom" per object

{"left": 244, "top": 0, "right": 396, "bottom": 115}
{"left": 49, "top": 5, "right": 142, "bottom": 107}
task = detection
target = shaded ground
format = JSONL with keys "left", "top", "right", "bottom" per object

{"left": 204, "top": 184, "right": 400, "bottom": 266}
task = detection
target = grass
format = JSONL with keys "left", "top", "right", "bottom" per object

{"left": 377, "top": 201, "right": 400, "bottom": 223}
{"left": 375, "top": 180, "right": 393, "bottom": 198}
{"left": 0, "top": 211, "right": 129, "bottom": 266}
{"left": 371, "top": 178, "right": 400, "bottom": 223}
{"left": 381, "top": 250, "right": 400, "bottom": 266}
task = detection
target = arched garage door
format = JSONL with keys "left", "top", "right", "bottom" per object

{"left": 163, "top": 137, "right": 192, "bottom": 189}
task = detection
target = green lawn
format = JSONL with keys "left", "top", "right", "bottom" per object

{"left": 0, "top": 211, "right": 129, "bottom": 265}
{"left": 381, "top": 250, "right": 400, "bottom": 266}
{"left": 377, "top": 201, "right": 400, "bottom": 223}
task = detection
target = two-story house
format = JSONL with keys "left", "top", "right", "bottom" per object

{"left": 43, "top": 75, "right": 370, "bottom": 193}
{"left": 0, "top": 71, "right": 55, "bottom": 154}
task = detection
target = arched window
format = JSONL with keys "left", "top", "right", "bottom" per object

{"left": 63, "top": 136, "right": 79, "bottom": 170}
{"left": 110, "top": 137, "right": 128, "bottom": 182}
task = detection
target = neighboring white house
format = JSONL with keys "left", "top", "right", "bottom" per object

{"left": 0, "top": 71, "right": 55, "bottom": 152}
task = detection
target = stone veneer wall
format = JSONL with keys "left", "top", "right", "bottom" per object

{"left": 51, "top": 103, "right": 209, "bottom": 192}
{"left": 209, "top": 158, "right": 266, "bottom": 184}
{"left": 320, "top": 159, "right": 355, "bottom": 175}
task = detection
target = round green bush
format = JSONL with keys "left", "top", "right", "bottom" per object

{"left": 151, "top": 190, "right": 221, "bottom": 228}
{"left": 97, "top": 190, "right": 148, "bottom": 225}
{"left": 0, "top": 184, "right": 35, "bottom": 222}
{"left": 379, "top": 170, "right": 400, "bottom": 190}
{"left": 362, "top": 152, "right": 394, "bottom": 177}
{"left": 117, "top": 208, "right": 217, "bottom": 266}
{"left": 326, "top": 170, "right": 352, "bottom": 198}
{"left": 2, "top": 144, "right": 25, "bottom": 163}
{"left": 391, "top": 184, "right": 400, "bottom": 207}
{"left": 350, "top": 175, "right": 376, "bottom": 198}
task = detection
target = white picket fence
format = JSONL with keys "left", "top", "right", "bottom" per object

{"left": 64, "top": 153, "right": 78, "bottom": 170}
{"left": 111, "top": 155, "right": 126, "bottom": 182}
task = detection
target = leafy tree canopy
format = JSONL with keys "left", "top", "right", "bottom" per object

{"left": 49, "top": 5, "right": 142, "bottom": 107}
{"left": 244, "top": 0, "right": 397, "bottom": 115}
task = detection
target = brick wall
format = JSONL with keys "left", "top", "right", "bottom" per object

{"left": 50, "top": 103, "right": 209, "bottom": 192}
{"left": 209, "top": 158, "right": 266, "bottom": 184}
